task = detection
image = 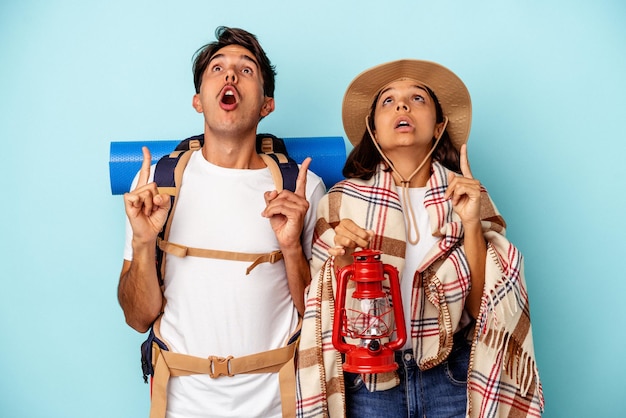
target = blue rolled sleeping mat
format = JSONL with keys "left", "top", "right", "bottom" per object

{"left": 109, "top": 136, "right": 347, "bottom": 195}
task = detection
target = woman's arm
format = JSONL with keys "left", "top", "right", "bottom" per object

{"left": 445, "top": 144, "right": 487, "bottom": 319}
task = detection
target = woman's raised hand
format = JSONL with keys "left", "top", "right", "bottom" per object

{"left": 445, "top": 144, "right": 482, "bottom": 226}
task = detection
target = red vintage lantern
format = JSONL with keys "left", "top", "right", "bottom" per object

{"left": 332, "top": 249, "right": 407, "bottom": 374}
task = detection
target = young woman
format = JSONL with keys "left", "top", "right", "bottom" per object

{"left": 297, "top": 60, "right": 544, "bottom": 417}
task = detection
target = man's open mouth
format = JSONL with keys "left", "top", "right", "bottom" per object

{"left": 222, "top": 90, "right": 236, "bottom": 105}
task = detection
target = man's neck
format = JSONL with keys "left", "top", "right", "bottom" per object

{"left": 201, "top": 129, "right": 264, "bottom": 169}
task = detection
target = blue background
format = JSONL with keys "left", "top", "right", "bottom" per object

{"left": 1, "top": 1, "right": 625, "bottom": 417}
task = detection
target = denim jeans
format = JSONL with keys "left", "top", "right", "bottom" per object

{"left": 344, "top": 333, "right": 470, "bottom": 418}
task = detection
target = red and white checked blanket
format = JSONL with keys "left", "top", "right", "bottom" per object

{"left": 296, "top": 162, "right": 544, "bottom": 417}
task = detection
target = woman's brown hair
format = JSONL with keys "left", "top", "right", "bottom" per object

{"left": 342, "top": 86, "right": 460, "bottom": 180}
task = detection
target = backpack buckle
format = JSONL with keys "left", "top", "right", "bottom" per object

{"left": 208, "top": 355, "right": 234, "bottom": 378}
{"left": 260, "top": 137, "right": 274, "bottom": 153}
{"left": 268, "top": 250, "right": 283, "bottom": 264}
{"left": 188, "top": 139, "right": 202, "bottom": 150}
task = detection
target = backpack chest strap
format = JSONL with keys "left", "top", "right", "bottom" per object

{"left": 157, "top": 238, "right": 283, "bottom": 275}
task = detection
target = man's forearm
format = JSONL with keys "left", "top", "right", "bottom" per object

{"left": 282, "top": 244, "right": 311, "bottom": 316}
{"left": 118, "top": 241, "right": 163, "bottom": 332}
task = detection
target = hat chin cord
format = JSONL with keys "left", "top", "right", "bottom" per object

{"left": 365, "top": 115, "right": 448, "bottom": 245}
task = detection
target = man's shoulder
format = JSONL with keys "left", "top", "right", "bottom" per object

{"left": 305, "top": 168, "right": 325, "bottom": 186}
{"left": 304, "top": 168, "right": 326, "bottom": 200}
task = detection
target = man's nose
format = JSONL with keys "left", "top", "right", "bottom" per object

{"left": 225, "top": 70, "right": 237, "bottom": 83}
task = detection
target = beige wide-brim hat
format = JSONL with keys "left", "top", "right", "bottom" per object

{"left": 342, "top": 59, "right": 472, "bottom": 150}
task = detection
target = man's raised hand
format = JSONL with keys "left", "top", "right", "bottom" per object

{"left": 262, "top": 157, "right": 311, "bottom": 249}
{"left": 123, "top": 147, "right": 171, "bottom": 244}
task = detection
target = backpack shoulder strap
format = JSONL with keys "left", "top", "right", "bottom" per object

{"left": 154, "top": 137, "right": 202, "bottom": 194}
{"left": 259, "top": 153, "right": 297, "bottom": 193}
{"left": 153, "top": 139, "right": 201, "bottom": 285}
{"left": 257, "top": 134, "right": 299, "bottom": 192}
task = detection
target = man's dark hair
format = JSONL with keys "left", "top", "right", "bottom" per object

{"left": 192, "top": 26, "right": 276, "bottom": 97}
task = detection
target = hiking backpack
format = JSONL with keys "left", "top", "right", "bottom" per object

{"left": 140, "top": 132, "right": 302, "bottom": 418}
{"left": 152, "top": 132, "right": 300, "bottom": 284}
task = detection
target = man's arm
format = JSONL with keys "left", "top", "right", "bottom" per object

{"left": 118, "top": 248, "right": 163, "bottom": 333}
{"left": 280, "top": 243, "right": 311, "bottom": 315}
{"left": 118, "top": 147, "right": 170, "bottom": 332}
{"left": 262, "top": 158, "right": 314, "bottom": 315}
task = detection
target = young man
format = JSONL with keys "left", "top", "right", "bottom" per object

{"left": 118, "top": 27, "right": 325, "bottom": 418}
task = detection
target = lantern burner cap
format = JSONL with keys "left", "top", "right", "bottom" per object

{"left": 355, "top": 252, "right": 381, "bottom": 261}
{"left": 367, "top": 340, "right": 381, "bottom": 353}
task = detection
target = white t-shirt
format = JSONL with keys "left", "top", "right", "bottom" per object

{"left": 400, "top": 187, "right": 440, "bottom": 351}
{"left": 124, "top": 150, "right": 325, "bottom": 418}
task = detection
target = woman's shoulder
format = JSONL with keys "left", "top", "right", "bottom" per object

{"left": 327, "top": 176, "right": 376, "bottom": 193}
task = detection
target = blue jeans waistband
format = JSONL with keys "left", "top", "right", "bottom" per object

{"left": 395, "top": 327, "right": 472, "bottom": 367}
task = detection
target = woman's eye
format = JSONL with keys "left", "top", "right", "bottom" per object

{"left": 211, "top": 65, "right": 222, "bottom": 72}
{"left": 242, "top": 67, "right": 252, "bottom": 75}
{"left": 382, "top": 97, "right": 393, "bottom": 105}
{"left": 413, "top": 95, "right": 425, "bottom": 103}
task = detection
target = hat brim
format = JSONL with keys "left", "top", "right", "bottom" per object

{"left": 342, "top": 59, "right": 472, "bottom": 150}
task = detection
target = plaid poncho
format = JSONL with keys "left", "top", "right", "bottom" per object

{"left": 296, "top": 162, "right": 544, "bottom": 417}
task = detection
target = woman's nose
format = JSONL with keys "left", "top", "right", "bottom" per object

{"left": 396, "top": 101, "right": 409, "bottom": 111}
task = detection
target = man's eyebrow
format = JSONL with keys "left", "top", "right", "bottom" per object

{"left": 209, "top": 53, "right": 259, "bottom": 68}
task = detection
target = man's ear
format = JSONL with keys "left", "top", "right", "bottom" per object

{"left": 260, "top": 97, "right": 275, "bottom": 118}
{"left": 192, "top": 94, "right": 203, "bottom": 113}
